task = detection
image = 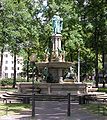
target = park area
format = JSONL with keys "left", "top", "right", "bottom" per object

{"left": 0, "top": 0, "right": 107, "bottom": 120}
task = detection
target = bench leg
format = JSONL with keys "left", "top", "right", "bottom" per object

{"left": 79, "top": 96, "right": 85, "bottom": 104}
{"left": 3, "top": 98, "right": 7, "bottom": 103}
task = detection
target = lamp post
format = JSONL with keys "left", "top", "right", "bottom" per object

{"left": 29, "top": 53, "right": 36, "bottom": 118}
{"left": 0, "top": 3, "right": 4, "bottom": 78}
{"left": 78, "top": 48, "right": 80, "bottom": 83}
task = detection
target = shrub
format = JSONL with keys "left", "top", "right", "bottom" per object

{"left": 0, "top": 78, "right": 13, "bottom": 86}
{"left": 0, "top": 78, "right": 28, "bottom": 86}
{"left": 16, "top": 78, "right": 27, "bottom": 83}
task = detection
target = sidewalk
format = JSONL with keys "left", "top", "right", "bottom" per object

{"left": 0, "top": 101, "right": 107, "bottom": 120}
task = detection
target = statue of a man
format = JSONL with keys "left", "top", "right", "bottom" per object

{"left": 52, "top": 15, "right": 63, "bottom": 34}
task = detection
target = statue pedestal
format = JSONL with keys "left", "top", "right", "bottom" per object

{"left": 51, "top": 34, "right": 65, "bottom": 62}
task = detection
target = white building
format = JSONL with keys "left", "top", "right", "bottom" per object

{"left": 1, "top": 51, "right": 23, "bottom": 79}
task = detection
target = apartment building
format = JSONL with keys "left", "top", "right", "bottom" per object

{"left": 1, "top": 51, "right": 23, "bottom": 79}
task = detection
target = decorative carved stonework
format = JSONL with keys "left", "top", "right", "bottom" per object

{"left": 51, "top": 51, "right": 57, "bottom": 62}
{"left": 62, "top": 51, "right": 65, "bottom": 62}
{"left": 45, "top": 54, "right": 49, "bottom": 62}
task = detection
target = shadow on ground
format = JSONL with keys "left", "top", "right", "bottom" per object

{"left": 1, "top": 101, "right": 107, "bottom": 120}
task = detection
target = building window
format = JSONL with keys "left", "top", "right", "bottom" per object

{"left": 5, "top": 54, "right": 8, "bottom": 57}
{"left": 11, "top": 67, "right": 14, "bottom": 70}
{"left": 5, "top": 61, "right": 8, "bottom": 64}
{"left": 11, "top": 61, "right": 14, "bottom": 64}
{"left": 5, "top": 73, "right": 8, "bottom": 78}
{"left": 5, "top": 66, "right": 8, "bottom": 70}
{"left": 17, "top": 73, "right": 20, "bottom": 77}
{"left": 17, "top": 61, "right": 20, "bottom": 64}
{"left": 11, "top": 73, "right": 14, "bottom": 78}
{"left": 17, "top": 67, "right": 20, "bottom": 70}
{"left": 20, "top": 59, "right": 23, "bottom": 62}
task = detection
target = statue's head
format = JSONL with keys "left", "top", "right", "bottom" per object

{"left": 44, "top": 67, "right": 47, "bottom": 70}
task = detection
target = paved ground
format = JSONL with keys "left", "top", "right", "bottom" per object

{"left": 0, "top": 101, "right": 107, "bottom": 120}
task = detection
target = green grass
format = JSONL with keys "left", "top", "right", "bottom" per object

{"left": 0, "top": 103, "right": 31, "bottom": 116}
{"left": 97, "top": 88, "right": 107, "bottom": 93}
{"left": 0, "top": 88, "right": 17, "bottom": 92}
{"left": 83, "top": 103, "right": 107, "bottom": 115}
{"left": 0, "top": 85, "right": 18, "bottom": 92}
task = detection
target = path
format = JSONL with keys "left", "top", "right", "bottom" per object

{"left": 0, "top": 101, "right": 107, "bottom": 120}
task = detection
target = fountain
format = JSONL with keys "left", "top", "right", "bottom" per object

{"left": 36, "top": 14, "right": 75, "bottom": 83}
{"left": 18, "top": 14, "right": 87, "bottom": 95}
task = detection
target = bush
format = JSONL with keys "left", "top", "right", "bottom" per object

{"left": 16, "top": 78, "right": 27, "bottom": 83}
{"left": 0, "top": 78, "right": 13, "bottom": 86}
{"left": 0, "top": 78, "right": 27, "bottom": 86}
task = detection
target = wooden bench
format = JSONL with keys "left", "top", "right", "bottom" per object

{"left": 7, "top": 92, "right": 68, "bottom": 100}
{"left": 1, "top": 92, "right": 71, "bottom": 116}
{"left": 0, "top": 94, "right": 23, "bottom": 103}
{"left": 77, "top": 92, "right": 106, "bottom": 104}
{"left": 91, "top": 94, "right": 107, "bottom": 115}
{"left": 87, "top": 87, "right": 98, "bottom": 92}
{"left": 1, "top": 92, "right": 70, "bottom": 103}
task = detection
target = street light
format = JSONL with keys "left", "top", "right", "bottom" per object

{"left": 29, "top": 53, "right": 36, "bottom": 118}
{"left": 0, "top": 2, "right": 4, "bottom": 78}
{"left": 78, "top": 48, "right": 80, "bottom": 83}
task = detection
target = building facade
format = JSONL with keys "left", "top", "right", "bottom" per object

{"left": 1, "top": 51, "right": 23, "bottom": 79}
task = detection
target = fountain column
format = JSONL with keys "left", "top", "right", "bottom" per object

{"left": 51, "top": 34, "right": 62, "bottom": 62}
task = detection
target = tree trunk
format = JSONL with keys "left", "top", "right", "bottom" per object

{"left": 94, "top": 27, "right": 99, "bottom": 88}
{"left": 27, "top": 50, "right": 30, "bottom": 82}
{"left": 70, "top": 48, "right": 73, "bottom": 62}
{"left": 0, "top": 10, "right": 5, "bottom": 78}
{"left": 0, "top": 48, "right": 4, "bottom": 78}
{"left": 102, "top": 44, "right": 105, "bottom": 88}
{"left": 13, "top": 51, "right": 16, "bottom": 88}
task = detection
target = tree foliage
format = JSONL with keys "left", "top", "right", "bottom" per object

{"left": 0, "top": 0, "right": 107, "bottom": 85}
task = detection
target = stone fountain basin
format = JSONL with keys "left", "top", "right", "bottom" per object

{"left": 18, "top": 82, "right": 86, "bottom": 95}
{"left": 36, "top": 62, "right": 73, "bottom": 69}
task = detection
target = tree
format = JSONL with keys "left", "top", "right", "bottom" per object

{"left": 0, "top": 1, "right": 9, "bottom": 78}
{"left": 0, "top": 0, "right": 39, "bottom": 87}
{"left": 1, "top": 0, "right": 107, "bottom": 86}
{"left": 75, "top": 0, "right": 107, "bottom": 86}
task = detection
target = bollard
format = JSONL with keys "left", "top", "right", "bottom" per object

{"left": 67, "top": 93, "right": 71, "bottom": 116}
{"left": 79, "top": 95, "right": 85, "bottom": 104}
